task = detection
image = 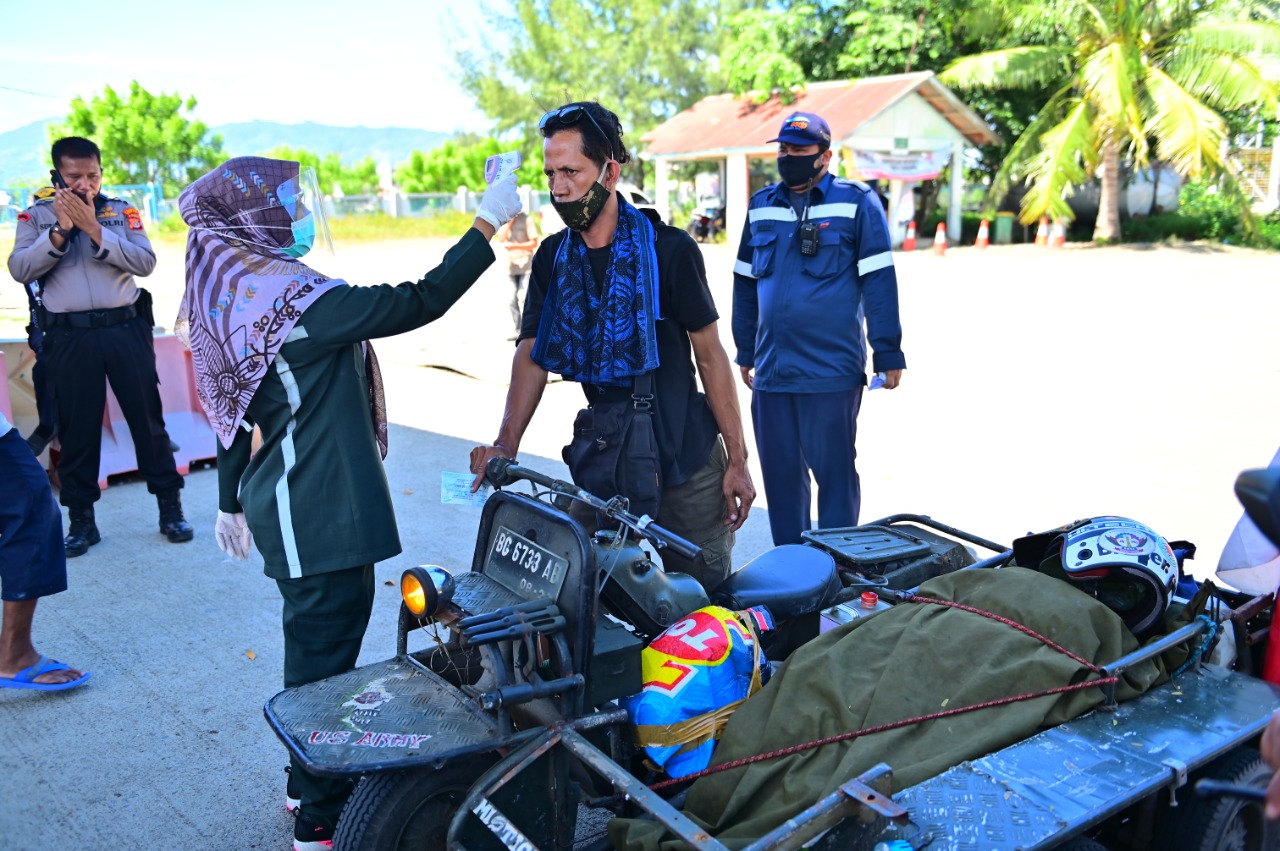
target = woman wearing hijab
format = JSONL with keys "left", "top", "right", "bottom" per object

{"left": 178, "top": 157, "right": 520, "bottom": 849}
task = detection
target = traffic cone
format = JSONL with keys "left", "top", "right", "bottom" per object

{"left": 1050, "top": 219, "right": 1067, "bottom": 248}
{"left": 932, "top": 222, "right": 947, "bottom": 255}
{"left": 975, "top": 218, "right": 989, "bottom": 249}
{"left": 902, "top": 220, "right": 917, "bottom": 251}
{"left": 1034, "top": 216, "right": 1050, "bottom": 247}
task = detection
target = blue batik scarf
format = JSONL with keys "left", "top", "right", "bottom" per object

{"left": 532, "top": 198, "right": 661, "bottom": 385}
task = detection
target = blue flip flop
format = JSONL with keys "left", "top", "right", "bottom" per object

{"left": 0, "top": 655, "right": 91, "bottom": 691}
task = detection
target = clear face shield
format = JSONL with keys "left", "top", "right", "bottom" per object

{"left": 193, "top": 165, "right": 333, "bottom": 258}
{"left": 274, "top": 167, "right": 333, "bottom": 257}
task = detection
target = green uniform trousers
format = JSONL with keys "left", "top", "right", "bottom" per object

{"left": 276, "top": 565, "right": 376, "bottom": 824}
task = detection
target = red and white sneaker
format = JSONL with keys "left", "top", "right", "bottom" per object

{"left": 293, "top": 810, "right": 334, "bottom": 850}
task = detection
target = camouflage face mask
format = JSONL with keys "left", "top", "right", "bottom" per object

{"left": 551, "top": 162, "right": 611, "bottom": 232}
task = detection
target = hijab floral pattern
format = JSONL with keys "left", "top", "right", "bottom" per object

{"left": 177, "top": 157, "right": 386, "bottom": 455}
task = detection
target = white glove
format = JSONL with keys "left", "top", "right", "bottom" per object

{"left": 215, "top": 511, "right": 254, "bottom": 560}
{"left": 475, "top": 174, "right": 522, "bottom": 230}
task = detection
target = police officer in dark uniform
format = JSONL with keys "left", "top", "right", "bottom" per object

{"left": 6, "top": 136, "right": 192, "bottom": 556}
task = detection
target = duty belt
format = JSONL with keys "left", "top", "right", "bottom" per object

{"left": 44, "top": 304, "right": 138, "bottom": 329}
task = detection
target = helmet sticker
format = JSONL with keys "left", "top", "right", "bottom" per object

{"left": 1105, "top": 531, "right": 1148, "bottom": 554}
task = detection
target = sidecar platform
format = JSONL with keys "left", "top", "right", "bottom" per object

{"left": 265, "top": 570, "right": 542, "bottom": 777}
{"left": 265, "top": 658, "right": 504, "bottom": 777}
{"left": 853, "top": 664, "right": 1280, "bottom": 851}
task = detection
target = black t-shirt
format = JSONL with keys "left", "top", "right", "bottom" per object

{"left": 520, "top": 207, "right": 720, "bottom": 486}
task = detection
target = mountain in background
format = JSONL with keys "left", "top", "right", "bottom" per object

{"left": 213, "top": 121, "right": 451, "bottom": 166}
{"left": 0, "top": 119, "right": 56, "bottom": 186}
{"left": 0, "top": 119, "right": 452, "bottom": 186}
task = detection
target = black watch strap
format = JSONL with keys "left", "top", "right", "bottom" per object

{"left": 50, "top": 223, "right": 69, "bottom": 238}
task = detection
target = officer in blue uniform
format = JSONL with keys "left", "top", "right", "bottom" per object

{"left": 731, "top": 112, "right": 906, "bottom": 546}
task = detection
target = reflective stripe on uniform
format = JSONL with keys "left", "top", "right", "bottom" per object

{"left": 274, "top": 352, "right": 305, "bottom": 578}
{"left": 858, "top": 251, "right": 894, "bottom": 276}
{"left": 748, "top": 207, "right": 796, "bottom": 224}
{"left": 808, "top": 202, "right": 858, "bottom": 220}
{"left": 734, "top": 259, "right": 755, "bottom": 278}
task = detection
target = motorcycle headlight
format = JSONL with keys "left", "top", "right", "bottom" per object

{"left": 401, "top": 565, "right": 455, "bottom": 618}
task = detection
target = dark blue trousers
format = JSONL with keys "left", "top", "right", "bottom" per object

{"left": 751, "top": 386, "right": 864, "bottom": 546}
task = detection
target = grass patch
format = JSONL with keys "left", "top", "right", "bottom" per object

{"left": 331, "top": 212, "right": 478, "bottom": 242}
{"left": 150, "top": 211, "right": 480, "bottom": 247}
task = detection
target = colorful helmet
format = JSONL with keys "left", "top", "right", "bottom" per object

{"left": 1059, "top": 516, "right": 1178, "bottom": 636}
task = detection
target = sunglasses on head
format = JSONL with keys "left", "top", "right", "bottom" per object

{"left": 539, "top": 105, "right": 616, "bottom": 161}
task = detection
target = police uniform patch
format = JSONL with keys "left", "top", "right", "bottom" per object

{"left": 123, "top": 207, "right": 144, "bottom": 230}
{"left": 17, "top": 212, "right": 31, "bottom": 222}
{"left": 97, "top": 205, "right": 117, "bottom": 218}
{"left": 34, "top": 187, "right": 56, "bottom": 200}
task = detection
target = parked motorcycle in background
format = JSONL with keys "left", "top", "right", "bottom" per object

{"left": 686, "top": 197, "right": 726, "bottom": 242}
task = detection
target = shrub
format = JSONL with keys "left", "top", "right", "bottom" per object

{"left": 1119, "top": 180, "right": 1278, "bottom": 250}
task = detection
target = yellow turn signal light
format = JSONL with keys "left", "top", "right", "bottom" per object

{"left": 401, "top": 565, "right": 455, "bottom": 618}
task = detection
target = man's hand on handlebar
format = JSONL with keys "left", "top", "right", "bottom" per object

{"left": 469, "top": 443, "right": 515, "bottom": 492}
{"left": 722, "top": 461, "right": 755, "bottom": 532}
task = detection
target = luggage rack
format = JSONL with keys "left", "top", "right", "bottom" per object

{"left": 804, "top": 515, "right": 1012, "bottom": 591}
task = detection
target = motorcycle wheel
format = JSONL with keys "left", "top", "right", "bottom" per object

{"left": 333, "top": 758, "right": 496, "bottom": 851}
{"left": 1152, "top": 746, "right": 1275, "bottom": 851}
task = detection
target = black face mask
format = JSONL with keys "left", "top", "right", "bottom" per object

{"left": 777, "top": 152, "right": 825, "bottom": 189}
{"left": 551, "top": 163, "right": 611, "bottom": 232}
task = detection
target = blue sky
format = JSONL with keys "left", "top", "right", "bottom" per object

{"left": 0, "top": 0, "right": 499, "bottom": 134}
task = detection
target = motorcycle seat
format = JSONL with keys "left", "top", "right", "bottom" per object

{"left": 711, "top": 545, "right": 841, "bottom": 620}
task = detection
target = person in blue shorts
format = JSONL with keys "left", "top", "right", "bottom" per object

{"left": 0, "top": 410, "right": 89, "bottom": 691}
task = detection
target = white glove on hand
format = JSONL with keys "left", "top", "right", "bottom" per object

{"left": 215, "top": 511, "right": 254, "bottom": 560}
{"left": 475, "top": 174, "right": 522, "bottom": 230}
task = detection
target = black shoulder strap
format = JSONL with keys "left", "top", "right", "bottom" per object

{"left": 631, "top": 371, "right": 654, "bottom": 410}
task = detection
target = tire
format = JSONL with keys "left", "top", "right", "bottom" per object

{"left": 1154, "top": 747, "right": 1275, "bottom": 851}
{"left": 333, "top": 758, "right": 496, "bottom": 851}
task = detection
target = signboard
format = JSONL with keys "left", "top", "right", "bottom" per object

{"left": 851, "top": 149, "right": 950, "bottom": 181}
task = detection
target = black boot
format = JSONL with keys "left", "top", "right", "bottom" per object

{"left": 157, "top": 490, "right": 194, "bottom": 543}
{"left": 65, "top": 506, "right": 101, "bottom": 558}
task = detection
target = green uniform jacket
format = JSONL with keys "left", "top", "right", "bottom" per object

{"left": 217, "top": 229, "right": 494, "bottom": 580}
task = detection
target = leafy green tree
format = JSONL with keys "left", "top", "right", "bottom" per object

{"left": 262, "top": 146, "right": 380, "bottom": 196}
{"left": 719, "top": 0, "right": 1060, "bottom": 196}
{"left": 941, "top": 1, "right": 1280, "bottom": 240}
{"left": 395, "top": 137, "right": 509, "bottom": 192}
{"left": 724, "top": 1, "right": 993, "bottom": 101}
{"left": 51, "top": 81, "right": 223, "bottom": 197}
{"left": 458, "top": 0, "right": 757, "bottom": 186}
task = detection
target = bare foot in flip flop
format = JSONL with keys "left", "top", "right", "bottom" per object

{"left": 0, "top": 654, "right": 91, "bottom": 691}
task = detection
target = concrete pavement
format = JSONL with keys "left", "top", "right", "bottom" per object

{"left": 2, "top": 234, "right": 1278, "bottom": 850}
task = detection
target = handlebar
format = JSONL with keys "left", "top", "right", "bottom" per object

{"left": 485, "top": 457, "right": 701, "bottom": 562}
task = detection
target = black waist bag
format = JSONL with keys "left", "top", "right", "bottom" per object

{"left": 562, "top": 373, "right": 662, "bottom": 517}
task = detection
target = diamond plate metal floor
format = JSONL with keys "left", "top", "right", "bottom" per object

{"left": 865, "top": 666, "right": 1280, "bottom": 850}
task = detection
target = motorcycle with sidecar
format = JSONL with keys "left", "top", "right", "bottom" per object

{"left": 264, "top": 458, "right": 1280, "bottom": 851}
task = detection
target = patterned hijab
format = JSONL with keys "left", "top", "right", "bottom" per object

{"left": 177, "top": 157, "right": 387, "bottom": 455}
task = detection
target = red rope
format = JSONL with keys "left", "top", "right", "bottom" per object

{"left": 648, "top": 594, "right": 1115, "bottom": 792}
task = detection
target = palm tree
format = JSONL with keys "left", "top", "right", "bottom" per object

{"left": 941, "top": 1, "right": 1280, "bottom": 241}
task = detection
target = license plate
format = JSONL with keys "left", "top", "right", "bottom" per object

{"left": 485, "top": 526, "right": 568, "bottom": 601}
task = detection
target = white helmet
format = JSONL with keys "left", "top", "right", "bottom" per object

{"left": 1059, "top": 516, "right": 1178, "bottom": 636}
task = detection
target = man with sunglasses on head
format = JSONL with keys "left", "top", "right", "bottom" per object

{"left": 732, "top": 111, "right": 906, "bottom": 547}
{"left": 470, "top": 101, "right": 754, "bottom": 591}
{"left": 8, "top": 136, "right": 192, "bottom": 557}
